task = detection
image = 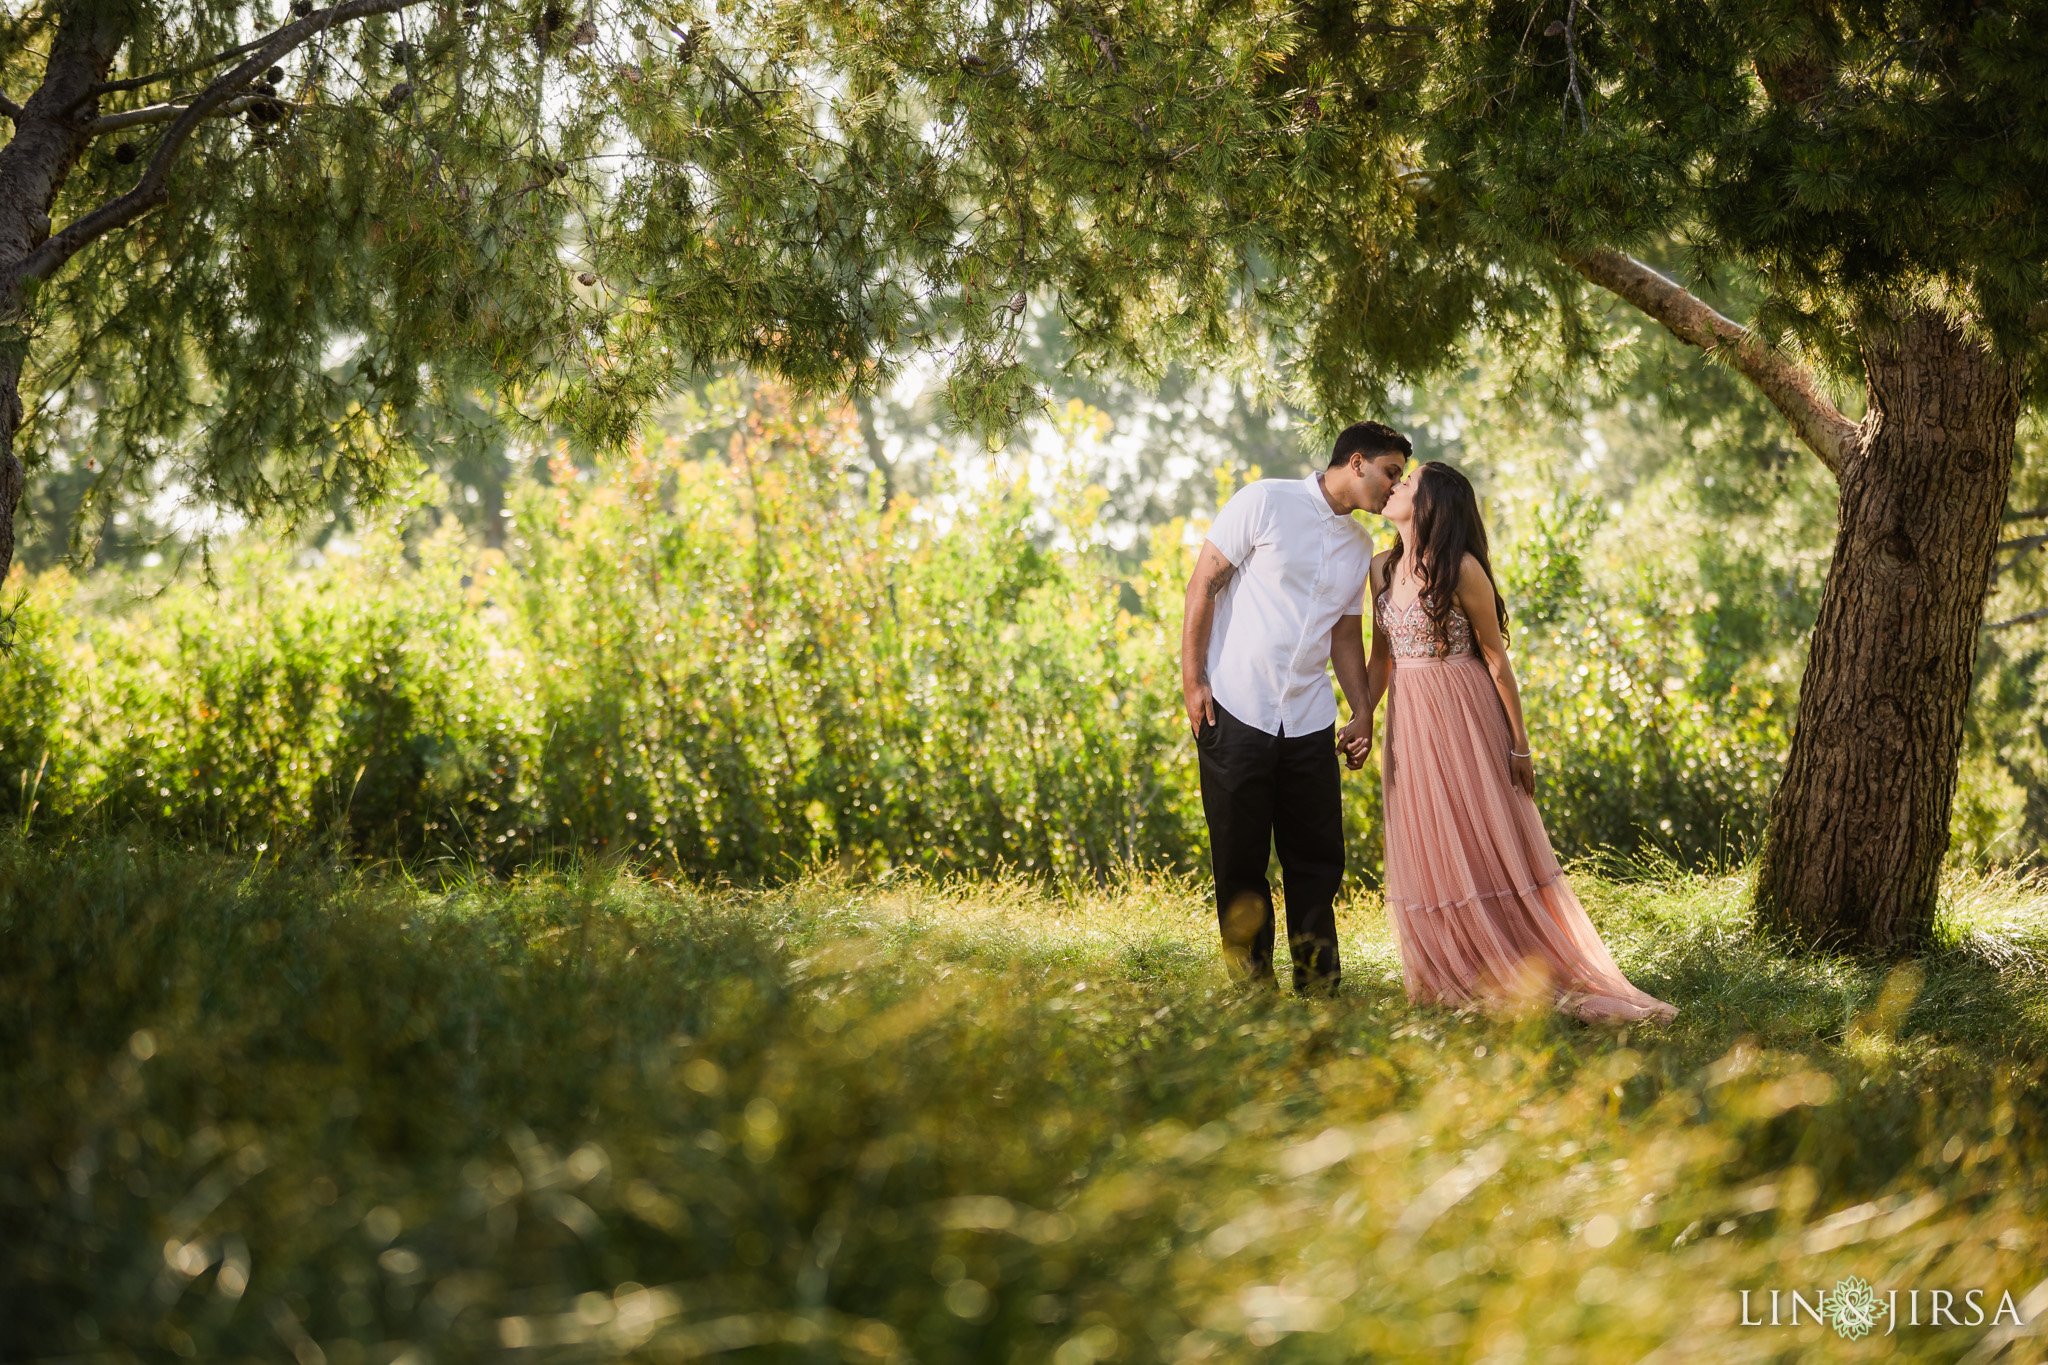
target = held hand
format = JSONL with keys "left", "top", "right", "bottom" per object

{"left": 1185, "top": 681, "right": 1217, "bottom": 736}
{"left": 1337, "top": 715, "right": 1373, "bottom": 770}
{"left": 1509, "top": 753, "right": 1536, "bottom": 795}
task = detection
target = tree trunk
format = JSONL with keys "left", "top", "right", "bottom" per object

{"left": 854, "top": 393, "right": 896, "bottom": 504}
{"left": 0, "top": 6, "right": 126, "bottom": 596}
{"left": 1754, "top": 308, "right": 2021, "bottom": 953}
{"left": 0, "top": 344, "right": 22, "bottom": 601}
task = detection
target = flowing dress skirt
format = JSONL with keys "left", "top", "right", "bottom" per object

{"left": 1382, "top": 653, "right": 1678, "bottom": 1023}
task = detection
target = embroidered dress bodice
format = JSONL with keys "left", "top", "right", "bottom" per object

{"left": 1375, "top": 593, "right": 1475, "bottom": 659}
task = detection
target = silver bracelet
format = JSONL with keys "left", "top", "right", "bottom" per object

{"left": 1508, "top": 747, "right": 1531, "bottom": 758}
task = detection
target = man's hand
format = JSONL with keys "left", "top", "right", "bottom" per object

{"left": 1185, "top": 680, "right": 1217, "bottom": 735}
{"left": 1182, "top": 542, "right": 1236, "bottom": 738}
{"left": 1337, "top": 714, "right": 1373, "bottom": 770}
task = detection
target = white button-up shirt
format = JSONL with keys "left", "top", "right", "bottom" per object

{"left": 1203, "top": 472, "right": 1374, "bottom": 737}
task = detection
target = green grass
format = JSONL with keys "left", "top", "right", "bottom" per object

{"left": 6, "top": 835, "right": 2048, "bottom": 1364}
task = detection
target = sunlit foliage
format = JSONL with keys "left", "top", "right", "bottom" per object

{"left": 1, "top": 383, "right": 1808, "bottom": 882}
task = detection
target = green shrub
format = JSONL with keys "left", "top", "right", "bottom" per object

{"left": 1503, "top": 495, "right": 1789, "bottom": 869}
{"left": 0, "top": 388, "right": 1203, "bottom": 882}
{"left": 1, "top": 385, "right": 1805, "bottom": 884}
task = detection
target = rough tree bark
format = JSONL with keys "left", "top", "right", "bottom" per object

{"left": 0, "top": 350, "right": 23, "bottom": 596}
{"left": 1567, "top": 250, "right": 2022, "bottom": 953}
{"left": 0, "top": 5, "right": 126, "bottom": 603}
{"left": 1755, "top": 309, "right": 2020, "bottom": 952}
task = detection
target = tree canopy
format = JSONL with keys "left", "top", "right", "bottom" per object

{"left": 0, "top": 0, "right": 662, "bottom": 576}
{"left": 588, "top": 0, "right": 2048, "bottom": 434}
{"left": 9, "top": 0, "right": 2044, "bottom": 531}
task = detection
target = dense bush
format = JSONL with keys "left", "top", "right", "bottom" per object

{"left": 2, "top": 385, "right": 1805, "bottom": 884}
{"left": 1501, "top": 496, "right": 1789, "bottom": 869}
{"left": 1, "top": 389, "right": 1202, "bottom": 882}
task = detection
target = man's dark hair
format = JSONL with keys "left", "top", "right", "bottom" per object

{"left": 1329, "top": 420, "right": 1413, "bottom": 468}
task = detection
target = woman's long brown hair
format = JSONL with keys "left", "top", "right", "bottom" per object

{"left": 1373, "top": 460, "right": 1510, "bottom": 643}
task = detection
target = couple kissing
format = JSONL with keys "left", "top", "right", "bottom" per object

{"left": 1179, "top": 421, "right": 1678, "bottom": 1025}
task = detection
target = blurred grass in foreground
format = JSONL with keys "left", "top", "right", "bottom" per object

{"left": 6, "top": 835, "right": 2048, "bottom": 1364}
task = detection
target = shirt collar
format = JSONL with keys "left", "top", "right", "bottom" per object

{"left": 1306, "top": 471, "right": 1346, "bottom": 520}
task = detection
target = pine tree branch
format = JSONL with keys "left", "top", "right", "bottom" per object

{"left": 61, "top": 34, "right": 275, "bottom": 116}
{"left": 662, "top": 27, "right": 767, "bottom": 108}
{"left": 1563, "top": 246, "right": 1858, "bottom": 478}
{"left": 1071, "top": 13, "right": 1120, "bottom": 71}
{"left": 0, "top": 94, "right": 23, "bottom": 121}
{"left": 1560, "top": 0, "right": 1589, "bottom": 133}
{"left": 1984, "top": 605, "right": 2048, "bottom": 632}
{"left": 2006, "top": 505, "right": 2048, "bottom": 522}
{"left": 11, "top": 0, "right": 431, "bottom": 289}
{"left": 86, "top": 95, "right": 277, "bottom": 136}
{"left": 1995, "top": 532, "right": 2048, "bottom": 579}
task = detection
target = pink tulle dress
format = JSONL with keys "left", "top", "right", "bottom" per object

{"left": 1375, "top": 593, "right": 1679, "bottom": 1024}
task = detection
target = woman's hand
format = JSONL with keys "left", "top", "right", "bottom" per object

{"left": 1337, "top": 714, "right": 1373, "bottom": 770}
{"left": 1509, "top": 752, "right": 1535, "bottom": 795}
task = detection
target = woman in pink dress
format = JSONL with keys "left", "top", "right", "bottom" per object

{"left": 1350, "top": 461, "right": 1678, "bottom": 1024}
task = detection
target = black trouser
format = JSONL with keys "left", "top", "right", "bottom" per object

{"left": 1195, "top": 702, "right": 1343, "bottom": 994}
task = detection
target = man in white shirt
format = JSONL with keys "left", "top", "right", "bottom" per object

{"left": 1179, "top": 421, "right": 1413, "bottom": 994}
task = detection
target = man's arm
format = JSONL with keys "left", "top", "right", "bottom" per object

{"left": 1335, "top": 555, "right": 1392, "bottom": 769}
{"left": 1335, "top": 618, "right": 1368, "bottom": 769}
{"left": 1331, "top": 613, "right": 1373, "bottom": 770}
{"left": 1181, "top": 540, "right": 1238, "bottom": 733}
{"left": 1362, "top": 554, "right": 1393, "bottom": 718}
{"left": 1330, "top": 613, "right": 1369, "bottom": 718}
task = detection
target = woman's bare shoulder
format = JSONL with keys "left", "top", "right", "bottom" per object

{"left": 1452, "top": 554, "right": 1501, "bottom": 622}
